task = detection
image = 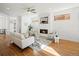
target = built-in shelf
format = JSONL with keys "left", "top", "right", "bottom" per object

{"left": 40, "top": 16, "right": 48, "bottom": 24}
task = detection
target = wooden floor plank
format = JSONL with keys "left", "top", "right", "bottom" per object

{"left": 0, "top": 34, "right": 79, "bottom": 56}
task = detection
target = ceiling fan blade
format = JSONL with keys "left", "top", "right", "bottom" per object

{"left": 32, "top": 11, "right": 37, "bottom": 13}
{"left": 31, "top": 9, "right": 35, "bottom": 11}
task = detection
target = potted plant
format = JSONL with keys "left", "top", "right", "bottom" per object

{"left": 28, "top": 24, "right": 35, "bottom": 36}
{"left": 28, "top": 24, "right": 32, "bottom": 31}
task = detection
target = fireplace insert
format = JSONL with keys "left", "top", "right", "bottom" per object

{"left": 40, "top": 29, "right": 48, "bottom": 34}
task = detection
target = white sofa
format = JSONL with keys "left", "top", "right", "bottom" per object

{"left": 10, "top": 32, "right": 35, "bottom": 49}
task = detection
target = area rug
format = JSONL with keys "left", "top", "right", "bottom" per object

{"left": 30, "top": 36, "right": 52, "bottom": 51}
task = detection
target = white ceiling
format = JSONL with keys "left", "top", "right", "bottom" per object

{"left": 0, "top": 3, "right": 79, "bottom": 16}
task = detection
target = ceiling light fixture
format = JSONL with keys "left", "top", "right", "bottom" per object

{"left": 24, "top": 7, "right": 37, "bottom": 14}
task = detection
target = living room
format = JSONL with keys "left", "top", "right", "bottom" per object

{"left": 0, "top": 3, "right": 79, "bottom": 56}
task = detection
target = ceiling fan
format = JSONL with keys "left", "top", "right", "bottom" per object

{"left": 24, "top": 7, "right": 37, "bottom": 13}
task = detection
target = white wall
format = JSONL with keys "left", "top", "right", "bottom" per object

{"left": 36, "top": 7, "right": 79, "bottom": 42}
{"left": 21, "top": 15, "right": 32, "bottom": 33}
{"left": 52, "top": 7, "right": 79, "bottom": 42}
{"left": 31, "top": 14, "right": 39, "bottom": 36}
{"left": 17, "top": 16, "right": 21, "bottom": 33}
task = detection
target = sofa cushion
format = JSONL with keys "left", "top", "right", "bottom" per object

{"left": 14, "top": 33, "right": 22, "bottom": 39}
{"left": 10, "top": 32, "right": 29, "bottom": 40}
{"left": 23, "top": 33, "right": 29, "bottom": 39}
{"left": 14, "top": 33, "right": 26, "bottom": 40}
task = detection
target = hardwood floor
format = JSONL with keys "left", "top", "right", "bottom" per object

{"left": 49, "top": 40, "right": 79, "bottom": 56}
{"left": 0, "top": 34, "right": 79, "bottom": 56}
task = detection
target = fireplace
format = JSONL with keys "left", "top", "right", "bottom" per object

{"left": 40, "top": 29, "right": 48, "bottom": 34}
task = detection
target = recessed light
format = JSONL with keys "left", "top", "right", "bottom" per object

{"left": 6, "top": 8, "right": 10, "bottom": 10}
